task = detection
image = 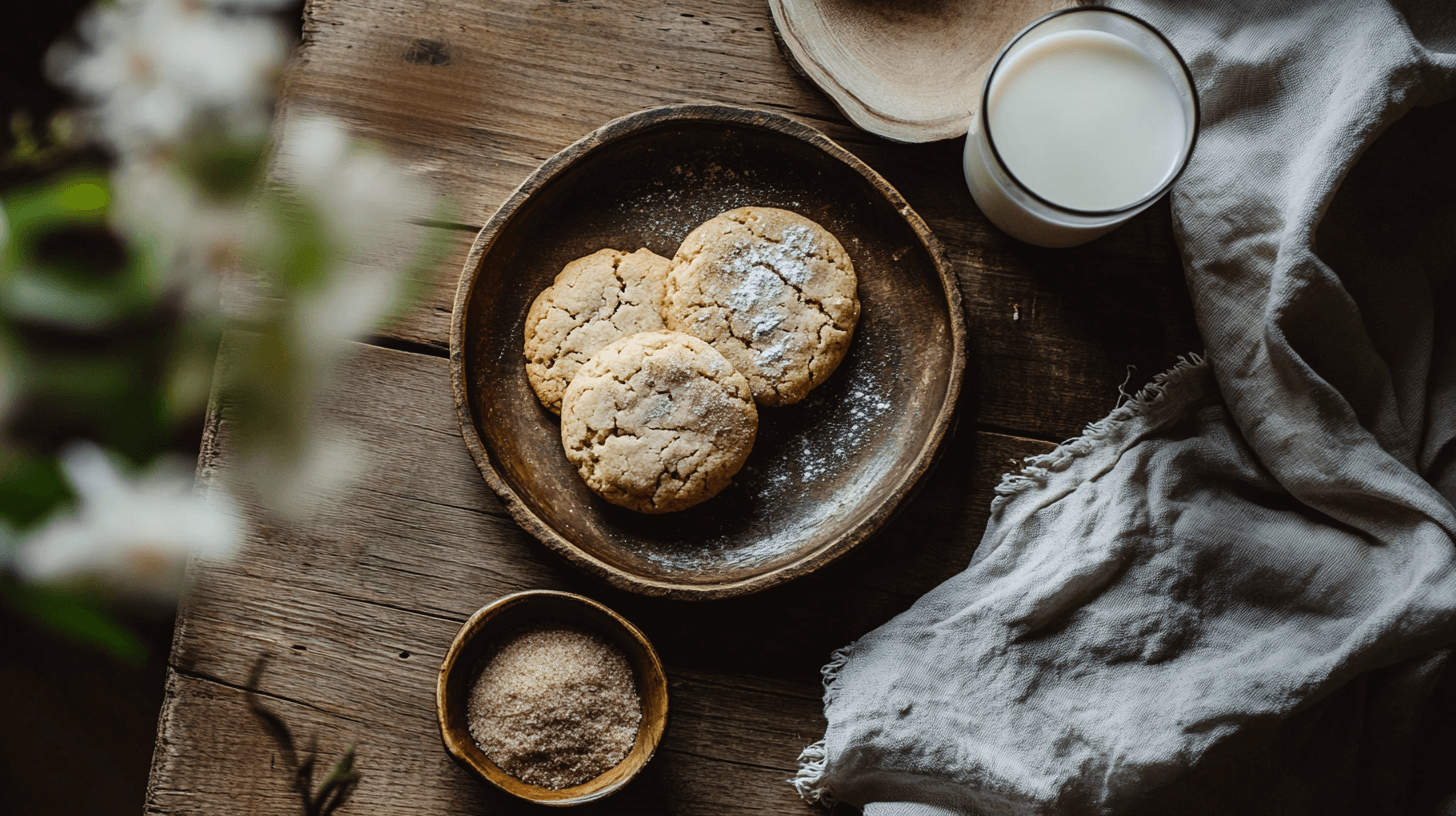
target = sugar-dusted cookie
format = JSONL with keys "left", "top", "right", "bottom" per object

{"left": 560, "top": 330, "right": 758, "bottom": 514}
{"left": 524, "top": 248, "right": 671, "bottom": 415}
{"left": 664, "top": 207, "right": 859, "bottom": 407}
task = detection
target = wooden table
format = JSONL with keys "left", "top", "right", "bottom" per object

{"left": 144, "top": 1, "right": 1201, "bottom": 813}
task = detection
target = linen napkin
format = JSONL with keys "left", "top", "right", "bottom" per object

{"left": 793, "top": 1, "right": 1456, "bottom": 813}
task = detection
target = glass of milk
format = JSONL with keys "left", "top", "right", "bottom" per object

{"left": 963, "top": 7, "right": 1198, "bottom": 248}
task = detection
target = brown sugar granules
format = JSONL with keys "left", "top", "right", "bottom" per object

{"left": 467, "top": 623, "right": 642, "bottom": 789}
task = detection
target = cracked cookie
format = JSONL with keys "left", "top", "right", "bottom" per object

{"left": 664, "top": 206, "right": 859, "bottom": 407}
{"left": 560, "top": 330, "right": 758, "bottom": 514}
{"left": 524, "top": 248, "right": 671, "bottom": 414}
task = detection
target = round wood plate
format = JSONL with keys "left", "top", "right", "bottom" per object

{"left": 450, "top": 104, "right": 965, "bottom": 600}
{"left": 768, "top": 0, "right": 1068, "bottom": 143}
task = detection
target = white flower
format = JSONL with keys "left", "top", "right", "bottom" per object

{"left": 275, "top": 114, "right": 433, "bottom": 250}
{"left": 15, "top": 442, "right": 241, "bottom": 600}
{"left": 110, "top": 158, "right": 240, "bottom": 310}
{"left": 48, "top": 0, "right": 287, "bottom": 155}
{"left": 271, "top": 114, "right": 434, "bottom": 344}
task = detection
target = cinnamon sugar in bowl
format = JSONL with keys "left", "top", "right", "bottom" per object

{"left": 437, "top": 591, "right": 668, "bottom": 805}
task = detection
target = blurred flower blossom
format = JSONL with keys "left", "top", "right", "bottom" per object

{"left": 0, "top": 0, "right": 443, "bottom": 658}
{"left": 275, "top": 115, "right": 431, "bottom": 249}
{"left": 46, "top": 0, "right": 286, "bottom": 155}
{"left": 14, "top": 441, "right": 240, "bottom": 601}
{"left": 110, "top": 158, "right": 237, "bottom": 309}
{"left": 272, "top": 114, "right": 431, "bottom": 345}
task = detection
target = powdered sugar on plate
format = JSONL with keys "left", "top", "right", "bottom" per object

{"left": 637, "top": 346, "right": 901, "bottom": 572}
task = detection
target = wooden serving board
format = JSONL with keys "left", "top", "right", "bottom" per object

{"left": 148, "top": 0, "right": 1202, "bottom": 812}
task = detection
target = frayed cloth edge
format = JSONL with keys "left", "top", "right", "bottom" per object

{"left": 790, "top": 355, "right": 1210, "bottom": 809}
{"left": 991, "top": 353, "right": 1209, "bottom": 515}
{"left": 792, "top": 642, "right": 856, "bottom": 806}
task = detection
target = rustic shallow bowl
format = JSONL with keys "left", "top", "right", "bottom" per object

{"left": 436, "top": 590, "right": 669, "bottom": 806}
{"left": 451, "top": 104, "right": 965, "bottom": 600}
{"left": 768, "top": 0, "right": 1066, "bottom": 142}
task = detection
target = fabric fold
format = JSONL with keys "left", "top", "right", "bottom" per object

{"left": 797, "top": 1, "right": 1456, "bottom": 812}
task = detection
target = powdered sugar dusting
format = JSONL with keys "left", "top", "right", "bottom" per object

{"left": 726, "top": 265, "right": 788, "bottom": 336}
{"left": 615, "top": 162, "right": 805, "bottom": 250}
{"left": 547, "top": 132, "right": 929, "bottom": 578}
{"left": 724, "top": 224, "right": 820, "bottom": 288}
{"left": 635, "top": 347, "right": 901, "bottom": 572}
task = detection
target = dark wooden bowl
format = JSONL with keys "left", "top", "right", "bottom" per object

{"left": 436, "top": 590, "right": 669, "bottom": 806}
{"left": 450, "top": 104, "right": 965, "bottom": 600}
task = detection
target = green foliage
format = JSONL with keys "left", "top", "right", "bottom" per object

{"left": 176, "top": 130, "right": 268, "bottom": 202}
{"left": 0, "top": 96, "right": 436, "bottom": 674}
{"left": 0, "top": 578, "right": 148, "bottom": 666}
{"left": 247, "top": 658, "right": 361, "bottom": 815}
{"left": 249, "top": 190, "right": 338, "bottom": 292}
{"left": 0, "top": 449, "right": 72, "bottom": 528}
{"left": 3, "top": 112, "right": 79, "bottom": 172}
{"left": 0, "top": 171, "right": 195, "bottom": 474}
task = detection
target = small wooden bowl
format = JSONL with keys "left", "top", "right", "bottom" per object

{"left": 436, "top": 591, "right": 669, "bottom": 805}
{"left": 450, "top": 104, "right": 966, "bottom": 600}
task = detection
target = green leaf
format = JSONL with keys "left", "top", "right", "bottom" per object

{"left": 58, "top": 182, "right": 108, "bottom": 213}
{"left": 248, "top": 191, "right": 338, "bottom": 292}
{"left": 381, "top": 196, "right": 459, "bottom": 328}
{"left": 0, "top": 452, "right": 73, "bottom": 529}
{"left": 5, "top": 266, "right": 131, "bottom": 325}
{"left": 1, "top": 170, "right": 110, "bottom": 240}
{"left": 176, "top": 133, "right": 268, "bottom": 202}
{"left": 0, "top": 579, "right": 147, "bottom": 666}
{"left": 0, "top": 172, "right": 157, "bottom": 326}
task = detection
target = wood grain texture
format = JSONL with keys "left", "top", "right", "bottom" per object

{"left": 151, "top": 0, "right": 1206, "bottom": 811}
{"left": 280, "top": 0, "right": 1201, "bottom": 441}
{"left": 147, "top": 337, "right": 1052, "bottom": 813}
{"left": 219, "top": 218, "right": 476, "bottom": 351}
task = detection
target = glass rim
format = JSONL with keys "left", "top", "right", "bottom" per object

{"left": 979, "top": 5, "right": 1201, "bottom": 218}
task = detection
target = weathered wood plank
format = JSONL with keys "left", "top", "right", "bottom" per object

{"left": 153, "top": 0, "right": 1205, "bottom": 811}
{"left": 202, "top": 339, "right": 1053, "bottom": 665}
{"left": 168, "top": 565, "right": 827, "bottom": 776}
{"left": 149, "top": 670, "right": 815, "bottom": 815}
{"left": 149, "top": 338, "right": 1054, "bottom": 812}
{"left": 287, "top": 0, "right": 841, "bottom": 221}
{"left": 279, "top": 0, "right": 1202, "bottom": 439}
{"left": 219, "top": 220, "right": 476, "bottom": 352}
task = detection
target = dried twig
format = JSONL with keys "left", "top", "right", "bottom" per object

{"left": 246, "top": 657, "right": 362, "bottom": 815}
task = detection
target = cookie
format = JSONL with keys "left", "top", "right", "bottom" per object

{"left": 664, "top": 207, "right": 859, "bottom": 407}
{"left": 560, "top": 330, "right": 758, "bottom": 514}
{"left": 524, "top": 248, "right": 671, "bottom": 414}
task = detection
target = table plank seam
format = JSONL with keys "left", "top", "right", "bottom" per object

{"left": 169, "top": 665, "right": 369, "bottom": 726}
{"left": 365, "top": 332, "right": 451, "bottom": 360}
{"left": 971, "top": 422, "right": 1075, "bottom": 447}
{"left": 198, "top": 563, "right": 490, "bottom": 625}
{"left": 679, "top": 672, "right": 824, "bottom": 704}
{"left": 350, "top": 482, "right": 517, "bottom": 524}
{"left": 664, "top": 745, "right": 799, "bottom": 776}
{"left": 259, "top": 579, "right": 485, "bottom": 625}
{"left": 410, "top": 217, "right": 478, "bottom": 233}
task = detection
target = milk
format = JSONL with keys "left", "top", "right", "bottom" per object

{"left": 963, "top": 11, "right": 1196, "bottom": 247}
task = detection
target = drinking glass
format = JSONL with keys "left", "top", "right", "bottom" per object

{"left": 962, "top": 7, "right": 1198, "bottom": 248}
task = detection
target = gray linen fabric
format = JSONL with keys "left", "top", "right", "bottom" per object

{"left": 793, "top": 1, "right": 1456, "bottom": 813}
